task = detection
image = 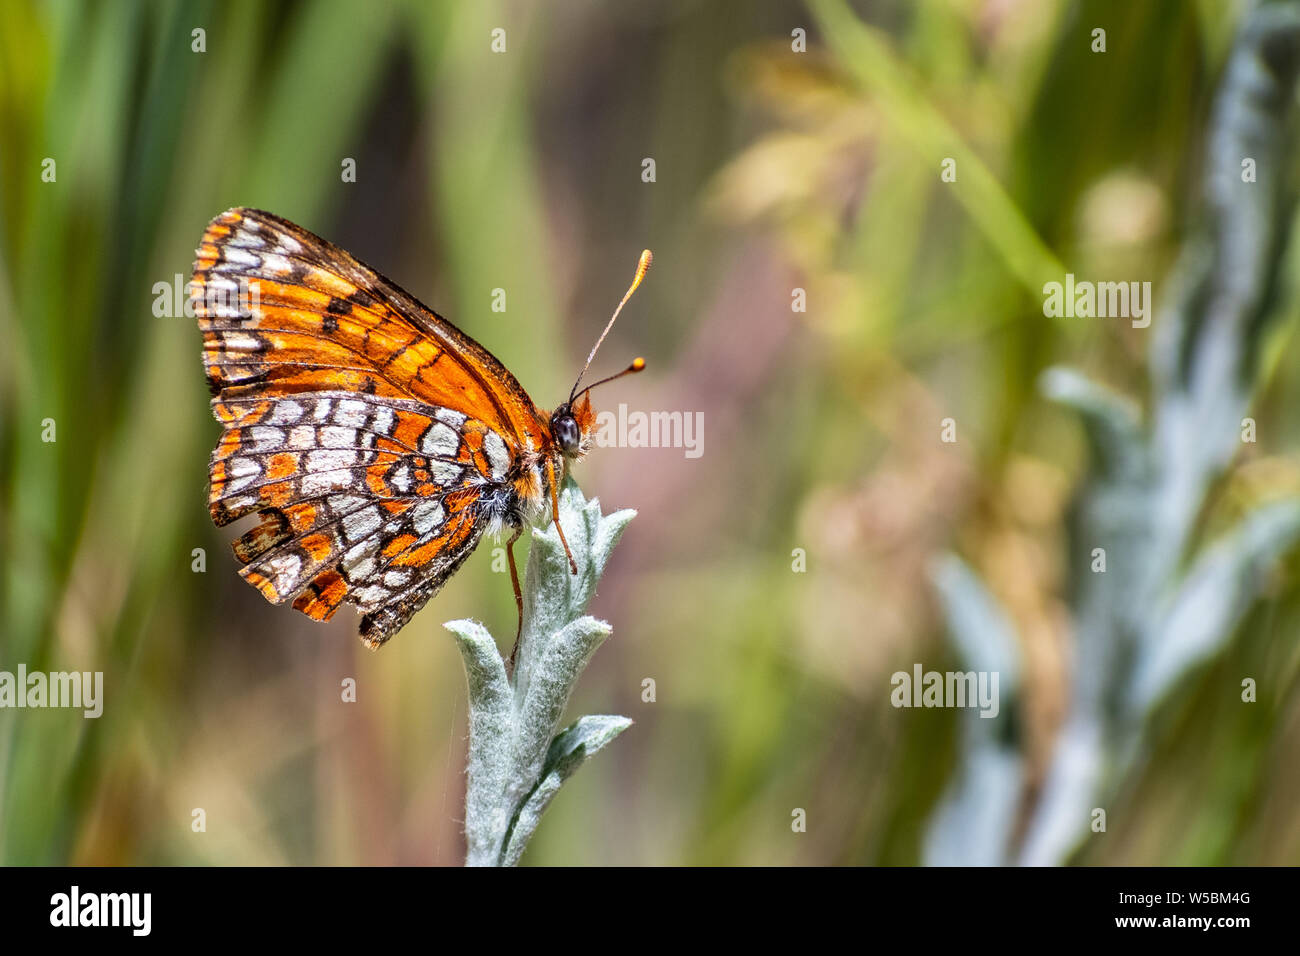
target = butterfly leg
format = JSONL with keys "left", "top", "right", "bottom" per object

{"left": 547, "top": 461, "right": 578, "bottom": 575}
{"left": 506, "top": 525, "right": 525, "bottom": 669}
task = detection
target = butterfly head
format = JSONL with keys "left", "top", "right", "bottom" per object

{"left": 549, "top": 394, "right": 594, "bottom": 459}
{"left": 552, "top": 356, "right": 644, "bottom": 459}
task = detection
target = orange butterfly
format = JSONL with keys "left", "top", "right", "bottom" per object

{"left": 191, "top": 208, "right": 649, "bottom": 649}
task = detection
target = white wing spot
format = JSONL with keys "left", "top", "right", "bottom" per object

{"left": 224, "top": 493, "right": 258, "bottom": 513}
{"left": 320, "top": 426, "right": 358, "bottom": 448}
{"left": 228, "top": 457, "right": 260, "bottom": 478}
{"left": 390, "top": 463, "right": 412, "bottom": 494}
{"left": 328, "top": 493, "right": 367, "bottom": 514}
{"left": 302, "top": 469, "right": 354, "bottom": 497}
{"left": 435, "top": 408, "right": 467, "bottom": 428}
{"left": 342, "top": 507, "right": 382, "bottom": 544}
{"left": 342, "top": 537, "right": 381, "bottom": 576}
{"left": 306, "top": 449, "right": 357, "bottom": 472}
{"left": 221, "top": 332, "right": 262, "bottom": 352}
{"left": 260, "top": 253, "right": 293, "bottom": 276}
{"left": 218, "top": 246, "right": 260, "bottom": 269}
{"left": 205, "top": 275, "right": 239, "bottom": 294}
{"left": 354, "top": 585, "right": 388, "bottom": 607}
{"left": 225, "top": 474, "right": 257, "bottom": 494}
{"left": 269, "top": 401, "right": 305, "bottom": 425}
{"left": 227, "top": 228, "right": 266, "bottom": 249}
{"left": 371, "top": 406, "right": 395, "bottom": 436}
{"left": 411, "top": 500, "right": 445, "bottom": 535}
{"left": 348, "top": 557, "right": 376, "bottom": 582}
{"left": 335, "top": 400, "right": 368, "bottom": 428}
{"left": 483, "top": 431, "right": 510, "bottom": 480}
{"left": 266, "top": 553, "right": 302, "bottom": 595}
{"left": 249, "top": 426, "right": 284, "bottom": 452}
{"left": 421, "top": 422, "right": 459, "bottom": 458}
{"left": 430, "top": 460, "right": 462, "bottom": 484}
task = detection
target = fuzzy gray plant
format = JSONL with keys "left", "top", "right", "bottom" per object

{"left": 444, "top": 477, "right": 634, "bottom": 866}
{"left": 926, "top": 4, "right": 1300, "bottom": 866}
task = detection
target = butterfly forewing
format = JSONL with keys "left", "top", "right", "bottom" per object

{"left": 192, "top": 207, "right": 547, "bottom": 646}
{"left": 195, "top": 208, "right": 547, "bottom": 444}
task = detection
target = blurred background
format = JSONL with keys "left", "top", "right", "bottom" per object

{"left": 3, "top": 0, "right": 1300, "bottom": 866}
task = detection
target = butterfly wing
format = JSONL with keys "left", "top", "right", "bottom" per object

{"left": 192, "top": 208, "right": 546, "bottom": 646}
{"left": 195, "top": 207, "right": 547, "bottom": 444}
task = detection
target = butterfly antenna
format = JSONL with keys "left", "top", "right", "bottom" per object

{"left": 574, "top": 357, "right": 646, "bottom": 403}
{"left": 570, "top": 249, "right": 653, "bottom": 403}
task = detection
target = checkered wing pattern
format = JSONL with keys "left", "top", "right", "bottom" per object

{"left": 192, "top": 208, "right": 544, "bottom": 647}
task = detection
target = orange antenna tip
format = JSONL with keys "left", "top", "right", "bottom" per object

{"left": 622, "top": 249, "right": 654, "bottom": 302}
{"left": 569, "top": 249, "right": 654, "bottom": 402}
{"left": 631, "top": 356, "right": 646, "bottom": 371}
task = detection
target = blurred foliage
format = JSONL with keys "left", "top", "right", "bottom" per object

{"left": 2, "top": 0, "right": 1300, "bottom": 866}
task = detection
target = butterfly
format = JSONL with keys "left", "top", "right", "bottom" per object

{"left": 191, "top": 207, "right": 650, "bottom": 649}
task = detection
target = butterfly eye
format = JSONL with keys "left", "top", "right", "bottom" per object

{"left": 552, "top": 412, "right": 582, "bottom": 456}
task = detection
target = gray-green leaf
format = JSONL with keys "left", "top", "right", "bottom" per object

{"left": 449, "top": 477, "right": 635, "bottom": 866}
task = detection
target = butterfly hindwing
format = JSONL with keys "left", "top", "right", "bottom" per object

{"left": 206, "top": 389, "right": 506, "bottom": 646}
